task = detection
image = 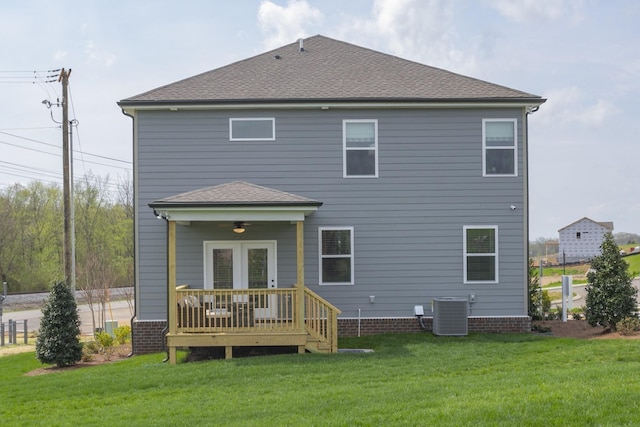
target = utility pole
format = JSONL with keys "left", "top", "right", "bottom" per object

{"left": 59, "top": 68, "right": 73, "bottom": 291}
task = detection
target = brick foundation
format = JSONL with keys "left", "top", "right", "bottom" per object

{"left": 132, "top": 320, "right": 167, "bottom": 354}
{"left": 338, "top": 316, "right": 531, "bottom": 337}
{"left": 132, "top": 316, "right": 531, "bottom": 353}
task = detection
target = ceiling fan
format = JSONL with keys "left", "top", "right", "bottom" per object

{"left": 217, "top": 221, "right": 252, "bottom": 234}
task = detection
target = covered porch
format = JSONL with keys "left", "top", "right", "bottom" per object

{"left": 149, "top": 182, "right": 341, "bottom": 364}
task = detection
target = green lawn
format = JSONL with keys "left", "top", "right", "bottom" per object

{"left": 541, "top": 253, "right": 640, "bottom": 288}
{"left": 625, "top": 252, "right": 640, "bottom": 276}
{"left": 2, "top": 333, "right": 640, "bottom": 426}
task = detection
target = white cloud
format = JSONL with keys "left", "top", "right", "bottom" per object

{"left": 258, "top": 0, "right": 324, "bottom": 49}
{"left": 488, "top": 0, "right": 584, "bottom": 24}
{"left": 54, "top": 50, "right": 68, "bottom": 61}
{"left": 349, "top": 0, "right": 462, "bottom": 65}
{"left": 84, "top": 40, "right": 117, "bottom": 67}
{"left": 535, "top": 87, "right": 616, "bottom": 127}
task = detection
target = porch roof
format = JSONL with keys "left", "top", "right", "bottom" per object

{"left": 148, "top": 181, "right": 322, "bottom": 222}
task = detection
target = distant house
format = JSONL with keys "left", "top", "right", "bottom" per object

{"left": 558, "top": 217, "right": 613, "bottom": 263}
{"left": 118, "top": 35, "right": 545, "bottom": 361}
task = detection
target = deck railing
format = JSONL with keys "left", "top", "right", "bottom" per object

{"left": 304, "top": 287, "right": 341, "bottom": 352}
{"left": 174, "top": 285, "right": 341, "bottom": 352}
{"left": 176, "top": 288, "right": 298, "bottom": 333}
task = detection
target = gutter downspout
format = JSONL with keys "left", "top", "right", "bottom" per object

{"left": 121, "top": 108, "right": 138, "bottom": 358}
{"left": 524, "top": 105, "right": 540, "bottom": 316}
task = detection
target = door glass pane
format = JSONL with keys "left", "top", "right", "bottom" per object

{"left": 247, "top": 248, "right": 268, "bottom": 289}
{"left": 212, "top": 249, "right": 233, "bottom": 289}
{"left": 248, "top": 248, "right": 268, "bottom": 309}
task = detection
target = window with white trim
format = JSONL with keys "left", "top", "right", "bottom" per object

{"left": 230, "top": 118, "right": 275, "bottom": 141}
{"left": 464, "top": 226, "right": 498, "bottom": 283}
{"left": 483, "top": 119, "right": 517, "bottom": 176}
{"left": 343, "top": 120, "right": 378, "bottom": 177}
{"left": 319, "top": 227, "right": 354, "bottom": 285}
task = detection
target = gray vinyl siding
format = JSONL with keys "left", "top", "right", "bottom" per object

{"left": 135, "top": 107, "right": 527, "bottom": 320}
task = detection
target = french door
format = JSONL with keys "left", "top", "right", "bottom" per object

{"left": 204, "top": 241, "right": 277, "bottom": 319}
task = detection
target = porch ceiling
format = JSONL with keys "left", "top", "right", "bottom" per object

{"left": 148, "top": 181, "right": 322, "bottom": 222}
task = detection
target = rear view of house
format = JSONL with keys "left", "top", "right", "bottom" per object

{"left": 118, "top": 35, "right": 545, "bottom": 361}
{"left": 558, "top": 217, "right": 613, "bottom": 263}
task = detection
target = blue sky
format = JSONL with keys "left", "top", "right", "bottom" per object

{"left": 1, "top": 0, "right": 638, "bottom": 239}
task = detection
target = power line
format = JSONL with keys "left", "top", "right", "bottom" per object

{"left": 0, "top": 69, "right": 61, "bottom": 84}
{"left": 0, "top": 132, "right": 132, "bottom": 166}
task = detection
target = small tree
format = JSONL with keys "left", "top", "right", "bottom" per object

{"left": 585, "top": 233, "right": 637, "bottom": 331}
{"left": 528, "top": 258, "right": 542, "bottom": 319}
{"left": 35, "top": 281, "right": 83, "bottom": 367}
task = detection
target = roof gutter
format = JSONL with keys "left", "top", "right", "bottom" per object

{"left": 119, "top": 98, "right": 547, "bottom": 114}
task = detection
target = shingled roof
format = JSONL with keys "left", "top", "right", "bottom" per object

{"left": 149, "top": 181, "right": 322, "bottom": 208}
{"left": 119, "top": 35, "right": 543, "bottom": 106}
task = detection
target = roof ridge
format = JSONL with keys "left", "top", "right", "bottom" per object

{"left": 120, "top": 34, "right": 545, "bottom": 105}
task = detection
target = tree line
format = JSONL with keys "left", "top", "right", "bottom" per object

{"left": 0, "top": 174, "right": 132, "bottom": 293}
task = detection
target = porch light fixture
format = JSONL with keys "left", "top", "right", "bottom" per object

{"left": 233, "top": 223, "right": 246, "bottom": 234}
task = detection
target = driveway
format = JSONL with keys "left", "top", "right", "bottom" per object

{"left": 2, "top": 300, "right": 133, "bottom": 336}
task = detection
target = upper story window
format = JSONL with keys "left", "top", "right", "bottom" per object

{"left": 229, "top": 118, "right": 275, "bottom": 141}
{"left": 483, "top": 119, "right": 517, "bottom": 177}
{"left": 343, "top": 120, "right": 378, "bottom": 178}
{"left": 464, "top": 226, "right": 498, "bottom": 284}
{"left": 319, "top": 227, "right": 354, "bottom": 285}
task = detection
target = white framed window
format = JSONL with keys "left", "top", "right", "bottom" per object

{"left": 464, "top": 226, "right": 498, "bottom": 284}
{"left": 319, "top": 227, "right": 354, "bottom": 285}
{"left": 230, "top": 118, "right": 275, "bottom": 141}
{"left": 482, "top": 119, "right": 517, "bottom": 177}
{"left": 343, "top": 120, "right": 378, "bottom": 177}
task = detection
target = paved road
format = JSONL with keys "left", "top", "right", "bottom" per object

{"left": 3, "top": 300, "right": 133, "bottom": 335}
{"left": 550, "top": 277, "right": 640, "bottom": 309}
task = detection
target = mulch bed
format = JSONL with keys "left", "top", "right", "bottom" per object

{"left": 531, "top": 319, "right": 640, "bottom": 340}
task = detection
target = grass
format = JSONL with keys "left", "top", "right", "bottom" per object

{"left": 625, "top": 252, "right": 640, "bottom": 276}
{"left": 541, "top": 253, "right": 640, "bottom": 288}
{"left": 2, "top": 333, "right": 640, "bottom": 426}
{"left": 542, "top": 264, "right": 589, "bottom": 277}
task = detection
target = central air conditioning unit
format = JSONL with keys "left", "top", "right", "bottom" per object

{"left": 432, "top": 297, "right": 469, "bottom": 336}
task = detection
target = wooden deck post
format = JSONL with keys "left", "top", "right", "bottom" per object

{"left": 167, "top": 220, "right": 177, "bottom": 365}
{"left": 296, "top": 221, "right": 305, "bottom": 331}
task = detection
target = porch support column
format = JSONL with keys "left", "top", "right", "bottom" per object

{"left": 167, "top": 220, "right": 177, "bottom": 365}
{"left": 296, "top": 220, "right": 305, "bottom": 331}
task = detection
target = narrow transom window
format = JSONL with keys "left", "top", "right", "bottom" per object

{"left": 343, "top": 120, "right": 378, "bottom": 177}
{"left": 319, "top": 227, "right": 354, "bottom": 285}
{"left": 230, "top": 118, "right": 275, "bottom": 141}
{"left": 464, "top": 226, "right": 498, "bottom": 284}
{"left": 483, "top": 119, "right": 517, "bottom": 177}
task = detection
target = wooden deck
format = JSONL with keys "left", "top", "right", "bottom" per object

{"left": 166, "top": 286, "right": 340, "bottom": 363}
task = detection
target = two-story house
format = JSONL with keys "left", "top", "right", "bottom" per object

{"left": 118, "top": 35, "right": 545, "bottom": 362}
{"left": 558, "top": 217, "right": 613, "bottom": 263}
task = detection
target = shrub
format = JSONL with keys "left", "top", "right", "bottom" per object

{"left": 95, "top": 332, "right": 115, "bottom": 360}
{"left": 35, "top": 281, "right": 83, "bottom": 367}
{"left": 585, "top": 233, "right": 638, "bottom": 330}
{"left": 114, "top": 325, "right": 131, "bottom": 345}
{"left": 82, "top": 341, "right": 100, "bottom": 362}
{"left": 528, "top": 258, "right": 542, "bottom": 319}
{"left": 616, "top": 317, "right": 640, "bottom": 336}
{"left": 571, "top": 307, "right": 584, "bottom": 320}
{"left": 541, "top": 290, "right": 551, "bottom": 317}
